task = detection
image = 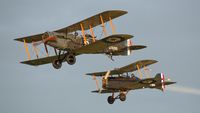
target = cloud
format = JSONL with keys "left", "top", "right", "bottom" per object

{"left": 167, "top": 85, "right": 200, "bottom": 96}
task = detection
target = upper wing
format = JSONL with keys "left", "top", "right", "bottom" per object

{"left": 14, "top": 33, "right": 43, "bottom": 43}
{"left": 75, "top": 34, "right": 133, "bottom": 54}
{"left": 20, "top": 54, "right": 66, "bottom": 66}
{"left": 14, "top": 10, "right": 127, "bottom": 43}
{"left": 86, "top": 59, "right": 158, "bottom": 76}
{"left": 55, "top": 10, "right": 127, "bottom": 33}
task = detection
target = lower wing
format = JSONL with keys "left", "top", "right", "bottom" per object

{"left": 20, "top": 54, "right": 66, "bottom": 66}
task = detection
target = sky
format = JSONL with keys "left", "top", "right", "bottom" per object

{"left": 0, "top": 0, "right": 200, "bottom": 113}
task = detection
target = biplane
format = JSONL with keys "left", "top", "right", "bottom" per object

{"left": 86, "top": 59, "right": 176, "bottom": 104}
{"left": 14, "top": 10, "right": 146, "bottom": 69}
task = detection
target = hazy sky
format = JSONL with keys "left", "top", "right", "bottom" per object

{"left": 0, "top": 0, "right": 200, "bottom": 113}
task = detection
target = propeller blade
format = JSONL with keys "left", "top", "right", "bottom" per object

{"left": 33, "top": 41, "right": 43, "bottom": 46}
{"left": 33, "top": 36, "right": 56, "bottom": 46}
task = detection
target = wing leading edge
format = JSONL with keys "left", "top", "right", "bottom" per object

{"left": 55, "top": 10, "right": 127, "bottom": 33}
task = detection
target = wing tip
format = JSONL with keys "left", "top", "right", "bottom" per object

{"left": 85, "top": 73, "right": 92, "bottom": 76}
{"left": 14, "top": 38, "right": 22, "bottom": 42}
{"left": 103, "top": 9, "right": 128, "bottom": 14}
{"left": 147, "top": 59, "right": 158, "bottom": 64}
{"left": 91, "top": 90, "right": 99, "bottom": 93}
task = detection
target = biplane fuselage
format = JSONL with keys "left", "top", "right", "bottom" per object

{"left": 103, "top": 73, "right": 175, "bottom": 91}
{"left": 44, "top": 31, "right": 135, "bottom": 56}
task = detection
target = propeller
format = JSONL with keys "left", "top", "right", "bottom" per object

{"left": 33, "top": 36, "right": 56, "bottom": 46}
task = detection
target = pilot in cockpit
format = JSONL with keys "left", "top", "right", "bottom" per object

{"left": 131, "top": 73, "right": 140, "bottom": 80}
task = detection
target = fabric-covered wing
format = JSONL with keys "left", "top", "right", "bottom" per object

{"left": 20, "top": 54, "right": 66, "bottom": 66}
{"left": 86, "top": 59, "right": 158, "bottom": 76}
{"left": 55, "top": 10, "right": 127, "bottom": 33}
{"left": 117, "top": 59, "right": 158, "bottom": 73}
{"left": 75, "top": 34, "right": 133, "bottom": 54}
{"left": 14, "top": 33, "right": 43, "bottom": 43}
{"left": 14, "top": 10, "right": 127, "bottom": 43}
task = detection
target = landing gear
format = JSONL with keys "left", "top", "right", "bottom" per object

{"left": 52, "top": 51, "right": 76, "bottom": 69}
{"left": 66, "top": 53, "right": 76, "bottom": 65}
{"left": 52, "top": 59, "right": 62, "bottom": 69}
{"left": 107, "top": 92, "right": 127, "bottom": 104}
{"left": 119, "top": 93, "right": 126, "bottom": 101}
{"left": 107, "top": 96, "right": 115, "bottom": 104}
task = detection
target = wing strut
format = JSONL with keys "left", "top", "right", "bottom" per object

{"left": 43, "top": 43, "right": 49, "bottom": 57}
{"left": 93, "top": 76, "right": 100, "bottom": 91}
{"left": 89, "top": 25, "right": 96, "bottom": 42}
{"left": 136, "top": 64, "right": 143, "bottom": 79}
{"left": 144, "top": 65, "right": 151, "bottom": 78}
{"left": 100, "top": 15, "right": 108, "bottom": 37}
{"left": 109, "top": 17, "right": 116, "bottom": 34}
{"left": 32, "top": 42, "right": 39, "bottom": 59}
{"left": 23, "top": 39, "right": 31, "bottom": 60}
{"left": 54, "top": 48, "right": 58, "bottom": 55}
{"left": 80, "top": 23, "right": 87, "bottom": 45}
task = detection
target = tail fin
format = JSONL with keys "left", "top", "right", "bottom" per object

{"left": 116, "top": 39, "right": 146, "bottom": 56}
{"left": 127, "top": 39, "right": 132, "bottom": 55}
{"left": 155, "top": 73, "right": 165, "bottom": 91}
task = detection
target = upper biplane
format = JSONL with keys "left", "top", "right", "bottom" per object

{"left": 14, "top": 10, "right": 146, "bottom": 69}
{"left": 86, "top": 59, "right": 176, "bottom": 104}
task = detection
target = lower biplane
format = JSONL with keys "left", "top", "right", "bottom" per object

{"left": 86, "top": 59, "right": 176, "bottom": 104}
{"left": 14, "top": 10, "right": 146, "bottom": 69}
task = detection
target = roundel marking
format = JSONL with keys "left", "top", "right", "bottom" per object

{"left": 102, "top": 36, "right": 125, "bottom": 43}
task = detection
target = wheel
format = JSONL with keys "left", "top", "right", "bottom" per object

{"left": 66, "top": 53, "right": 76, "bottom": 65}
{"left": 107, "top": 96, "right": 115, "bottom": 104}
{"left": 52, "top": 59, "right": 62, "bottom": 69}
{"left": 119, "top": 93, "right": 126, "bottom": 101}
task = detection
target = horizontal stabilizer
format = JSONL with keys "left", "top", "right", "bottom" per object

{"left": 128, "top": 45, "right": 147, "bottom": 50}
{"left": 121, "top": 45, "right": 146, "bottom": 51}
